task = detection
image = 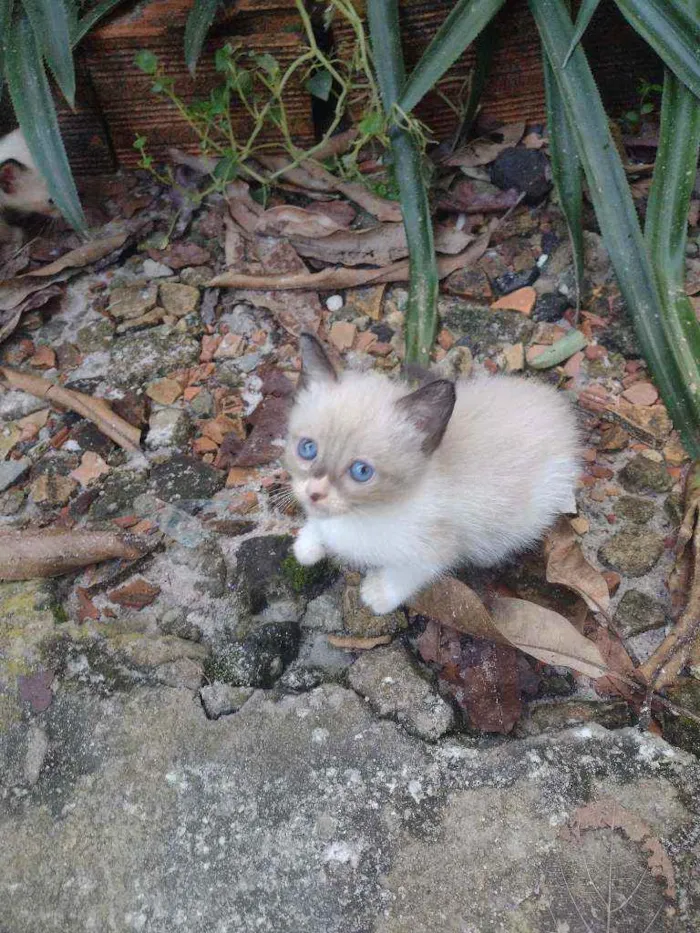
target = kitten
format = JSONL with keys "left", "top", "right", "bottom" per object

{"left": 285, "top": 333, "right": 579, "bottom": 615}
{"left": 0, "top": 129, "right": 55, "bottom": 242}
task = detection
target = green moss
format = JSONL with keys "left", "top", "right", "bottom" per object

{"left": 281, "top": 555, "right": 338, "bottom": 595}
{"left": 51, "top": 603, "right": 69, "bottom": 625}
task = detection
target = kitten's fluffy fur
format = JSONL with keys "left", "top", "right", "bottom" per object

{"left": 285, "top": 334, "right": 579, "bottom": 614}
{"left": 0, "top": 129, "right": 54, "bottom": 242}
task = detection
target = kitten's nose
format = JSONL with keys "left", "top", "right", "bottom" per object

{"left": 307, "top": 477, "right": 330, "bottom": 503}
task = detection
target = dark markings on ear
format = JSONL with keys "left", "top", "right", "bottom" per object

{"left": 0, "top": 159, "right": 27, "bottom": 195}
{"left": 396, "top": 379, "right": 456, "bottom": 454}
{"left": 298, "top": 331, "right": 338, "bottom": 390}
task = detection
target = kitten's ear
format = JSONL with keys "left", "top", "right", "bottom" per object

{"left": 298, "top": 332, "right": 338, "bottom": 389}
{"left": 396, "top": 379, "right": 456, "bottom": 453}
{"left": 0, "top": 159, "right": 27, "bottom": 195}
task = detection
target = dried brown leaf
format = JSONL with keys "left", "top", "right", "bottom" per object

{"left": 327, "top": 634, "right": 392, "bottom": 650}
{"left": 453, "top": 640, "right": 522, "bottom": 733}
{"left": 545, "top": 517, "right": 611, "bottom": 614}
{"left": 411, "top": 577, "right": 507, "bottom": 643}
{"left": 0, "top": 367, "right": 141, "bottom": 453}
{"left": 441, "top": 121, "right": 526, "bottom": 168}
{"left": 0, "top": 529, "right": 143, "bottom": 581}
{"left": 15, "top": 232, "right": 129, "bottom": 280}
{"left": 291, "top": 223, "right": 473, "bottom": 267}
{"left": 254, "top": 205, "right": 346, "bottom": 238}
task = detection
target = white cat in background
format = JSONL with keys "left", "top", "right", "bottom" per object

{"left": 286, "top": 333, "right": 579, "bottom": 615}
{"left": 0, "top": 128, "right": 55, "bottom": 238}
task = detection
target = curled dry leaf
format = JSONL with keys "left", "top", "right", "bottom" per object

{"left": 411, "top": 576, "right": 507, "bottom": 643}
{"left": 0, "top": 529, "right": 144, "bottom": 581}
{"left": 441, "top": 121, "right": 526, "bottom": 168}
{"left": 327, "top": 634, "right": 392, "bottom": 651}
{"left": 16, "top": 232, "right": 129, "bottom": 279}
{"left": 639, "top": 462, "right": 700, "bottom": 691}
{"left": 545, "top": 516, "right": 610, "bottom": 614}
{"left": 209, "top": 228, "right": 492, "bottom": 291}
{"left": 0, "top": 283, "right": 65, "bottom": 347}
{"left": 453, "top": 640, "right": 522, "bottom": 734}
{"left": 0, "top": 367, "right": 141, "bottom": 453}
{"left": 254, "top": 205, "right": 346, "bottom": 239}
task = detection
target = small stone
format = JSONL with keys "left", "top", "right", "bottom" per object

{"left": 0, "top": 391, "right": 48, "bottom": 421}
{"left": 526, "top": 344, "right": 548, "bottom": 366}
{"left": 157, "top": 607, "right": 202, "bottom": 642}
{"left": 562, "top": 350, "right": 584, "bottom": 377}
{"left": 348, "top": 643, "right": 454, "bottom": 741}
{"left": 145, "top": 409, "right": 192, "bottom": 449}
{"left": 615, "top": 400, "right": 673, "bottom": 443}
{"left": 569, "top": 516, "right": 589, "bottom": 535}
{"left": 159, "top": 283, "right": 200, "bottom": 317}
{"left": 109, "top": 578, "right": 161, "bottom": 609}
{"left": 493, "top": 268, "right": 539, "bottom": 296}
{"left": 532, "top": 292, "right": 571, "bottom": 323}
{"left": 204, "top": 622, "right": 300, "bottom": 688}
{"left": 619, "top": 454, "right": 673, "bottom": 494}
{"left": 109, "top": 283, "right": 159, "bottom": 320}
{"left": 28, "top": 345, "right": 56, "bottom": 369}
{"left": 147, "top": 242, "right": 212, "bottom": 269}
{"left": 189, "top": 389, "right": 214, "bottom": 417}
{"left": 75, "top": 319, "right": 115, "bottom": 354}
{"left": 70, "top": 451, "right": 110, "bottom": 487}
{"left": 354, "top": 331, "right": 377, "bottom": 353}
{"left": 603, "top": 571, "right": 621, "bottom": 595}
{"left": 146, "top": 377, "right": 183, "bottom": 406}
{"left": 664, "top": 492, "right": 683, "bottom": 527}
{"left": 108, "top": 329, "right": 199, "bottom": 389}
{"left": 156, "top": 658, "right": 204, "bottom": 691}
{"left": 303, "top": 589, "right": 343, "bottom": 633}
{"left": 329, "top": 321, "right": 356, "bottom": 351}
{"left": 432, "top": 345, "right": 473, "bottom": 380}
{"left": 149, "top": 454, "right": 225, "bottom": 502}
{"left": 325, "top": 294, "right": 343, "bottom": 312}
{"left": 614, "top": 589, "right": 667, "bottom": 638}
{"left": 142, "top": 259, "right": 174, "bottom": 278}
{"left": 598, "top": 529, "right": 665, "bottom": 576}
{"left": 213, "top": 333, "right": 246, "bottom": 359}
{"left": 442, "top": 268, "right": 493, "bottom": 302}
{"left": 344, "top": 284, "right": 385, "bottom": 320}
{"left": 491, "top": 286, "right": 536, "bottom": 316}
{"left": 622, "top": 382, "right": 659, "bottom": 406}
{"left": 30, "top": 472, "right": 77, "bottom": 507}
{"left": 490, "top": 148, "right": 552, "bottom": 203}
{"left": 614, "top": 495, "right": 655, "bottom": 524}
{"left": 200, "top": 682, "right": 254, "bottom": 719}
{"left": 342, "top": 577, "right": 406, "bottom": 638}
{"left": 663, "top": 436, "right": 689, "bottom": 466}
{"left": 502, "top": 342, "right": 524, "bottom": 372}
{"left": 598, "top": 423, "right": 629, "bottom": 451}
{"left": 179, "top": 265, "right": 215, "bottom": 286}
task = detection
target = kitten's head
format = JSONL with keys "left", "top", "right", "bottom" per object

{"left": 285, "top": 333, "right": 455, "bottom": 517}
{"left": 0, "top": 131, "right": 54, "bottom": 216}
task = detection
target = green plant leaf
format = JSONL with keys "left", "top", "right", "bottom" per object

{"left": 398, "top": 0, "right": 507, "bottom": 114}
{"left": 184, "top": 0, "right": 219, "bottom": 76}
{"left": 71, "top": 0, "right": 124, "bottom": 46}
{"left": 613, "top": 0, "right": 700, "bottom": 100}
{"left": 644, "top": 49, "right": 700, "bottom": 451}
{"left": 23, "top": 0, "right": 76, "bottom": 106}
{"left": 135, "top": 49, "right": 158, "bottom": 75}
{"left": 0, "top": 0, "right": 14, "bottom": 104}
{"left": 213, "top": 152, "right": 239, "bottom": 183}
{"left": 563, "top": 0, "right": 602, "bottom": 65}
{"left": 543, "top": 48, "right": 584, "bottom": 309}
{"left": 531, "top": 0, "right": 700, "bottom": 456}
{"left": 368, "top": 0, "right": 437, "bottom": 366}
{"left": 457, "top": 19, "right": 497, "bottom": 140}
{"left": 5, "top": 13, "right": 86, "bottom": 232}
{"left": 305, "top": 67, "right": 333, "bottom": 102}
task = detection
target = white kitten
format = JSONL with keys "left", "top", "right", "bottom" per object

{"left": 285, "top": 333, "right": 579, "bottom": 615}
{"left": 0, "top": 129, "right": 55, "bottom": 241}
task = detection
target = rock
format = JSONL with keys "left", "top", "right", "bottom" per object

{"left": 0, "top": 390, "right": 49, "bottom": 421}
{"left": 168, "top": 540, "right": 228, "bottom": 598}
{"left": 303, "top": 589, "right": 344, "bottom": 633}
{"left": 107, "top": 327, "right": 199, "bottom": 389}
{"left": 582, "top": 231, "right": 613, "bottom": 287}
{"left": 665, "top": 492, "right": 684, "bottom": 528}
{"left": 532, "top": 292, "right": 570, "bottom": 322}
{"left": 432, "top": 345, "right": 473, "bottom": 380}
{"left": 204, "top": 621, "right": 300, "bottom": 687}
{"left": 108, "top": 578, "right": 161, "bottom": 610}
{"left": 614, "top": 495, "right": 655, "bottom": 524}
{"left": 343, "top": 284, "right": 385, "bottom": 320}
{"left": 146, "top": 377, "right": 183, "bottom": 405}
{"left": 622, "top": 382, "right": 659, "bottom": 406}
{"left": 109, "top": 282, "right": 158, "bottom": 320}
{"left": 619, "top": 454, "right": 673, "bottom": 494}
{"left": 490, "top": 147, "right": 552, "bottom": 203}
{"left": 0, "top": 457, "right": 31, "bottom": 493}
{"left": 662, "top": 679, "right": 700, "bottom": 755}
{"left": 213, "top": 333, "right": 246, "bottom": 359}
{"left": 325, "top": 294, "right": 343, "bottom": 313}
{"left": 75, "top": 320, "right": 115, "bottom": 354}
{"left": 155, "top": 658, "right": 204, "bottom": 691}
{"left": 0, "top": 683, "right": 698, "bottom": 931}
{"left": 142, "top": 259, "right": 174, "bottom": 278}
{"left": 598, "top": 529, "right": 665, "bottom": 576}
{"left": 614, "top": 589, "right": 668, "bottom": 638}
{"left": 493, "top": 268, "right": 539, "bottom": 295}
{"left": 342, "top": 575, "right": 406, "bottom": 638}
{"left": 145, "top": 408, "right": 192, "bottom": 449}
{"left": 158, "top": 283, "right": 200, "bottom": 318}
{"left": 438, "top": 298, "right": 535, "bottom": 354}
{"left": 598, "top": 423, "right": 630, "bottom": 451}
{"left": 157, "top": 607, "right": 202, "bottom": 642}
{"left": 283, "top": 632, "right": 354, "bottom": 687}
{"left": 189, "top": 388, "right": 214, "bottom": 417}
{"left": 490, "top": 286, "right": 536, "bottom": 316}
{"left": 329, "top": 321, "right": 356, "bottom": 351}
{"left": 347, "top": 643, "right": 454, "bottom": 741}
{"left": 149, "top": 455, "right": 225, "bottom": 502}
{"left": 442, "top": 267, "right": 493, "bottom": 303}
{"left": 90, "top": 469, "right": 149, "bottom": 519}
{"left": 0, "top": 487, "right": 26, "bottom": 515}
{"left": 29, "top": 472, "right": 77, "bottom": 507}
{"left": 200, "top": 682, "right": 254, "bottom": 719}
{"left": 179, "top": 266, "right": 215, "bottom": 287}
{"left": 515, "top": 699, "right": 633, "bottom": 736}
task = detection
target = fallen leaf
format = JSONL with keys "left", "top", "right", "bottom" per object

{"left": 327, "top": 634, "right": 392, "bottom": 650}
{"left": 437, "top": 180, "right": 521, "bottom": 214}
{"left": 545, "top": 517, "right": 610, "bottom": 613}
{"left": 441, "top": 121, "right": 526, "bottom": 168}
{"left": 581, "top": 615, "right": 639, "bottom": 701}
{"left": 0, "top": 367, "right": 141, "bottom": 453}
{"left": 0, "top": 282, "right": 65, "bottom": 346}
{"left": 234, "top": 395, "right": 291, "bottom": 467}
{"left": 307, "top": 199, "right": 356, "bottom": 228}
{"left": 449, "top": 639, "right": 522, "bottom": 734}
{"left": 491, "top": 286, "right": 536, "bottom": 315}
{"left": 71, "top": 451, "right": 110, "bottom": 487}
{"left": 146, "top": 241, "right": 212, "bottom": 269}
{"left": 255, "top": 205, "right": 346, "bottom": 238}
{"left": 13, "top": 232, "right": 129, "bottom": 280}
{"left": 411, "top": 576, "right": 507, "bottom": 643}
{"left": 0, "top": 529, "right": 143, "bottom": 580}
{"left": 108, "top": 577, "right": 161, "bottom": 609}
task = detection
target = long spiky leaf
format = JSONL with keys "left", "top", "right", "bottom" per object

{"left": 22, "top": 0, "right": 75, "bottom": 105}
{"left": 184, "top": 0, "right": 220, "bottom": 76}
{"left": 563, "top": 0, "right": 602, "bottom": 66}
{"left": 530, "top": 0, "right": 700, "bottom": 455}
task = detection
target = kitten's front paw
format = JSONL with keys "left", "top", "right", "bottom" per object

{"left": 293, "top": 528, "right": 326, "bottom": 566}
{"left": 360, "top": 572, "right": 402, "bottom": 615}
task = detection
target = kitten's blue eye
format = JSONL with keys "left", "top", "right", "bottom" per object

{"left": 348, "top": 460, "right": 374, "bottom": 483}
{"left": 297, "top": 437, "right": 317, "bottom": 460}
